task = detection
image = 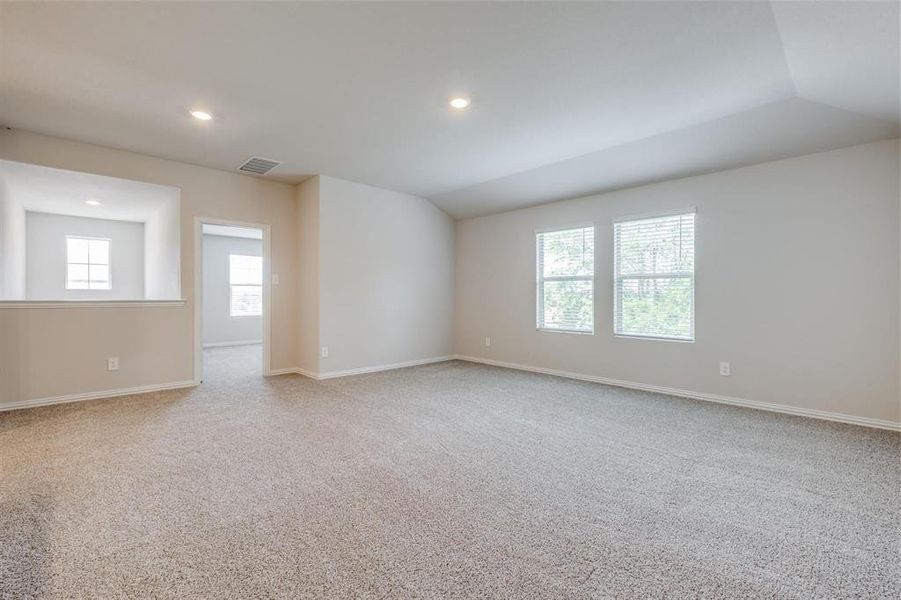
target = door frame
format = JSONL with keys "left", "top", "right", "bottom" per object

{"left": 193, "top": 216, "right": 272, "bottom": 384}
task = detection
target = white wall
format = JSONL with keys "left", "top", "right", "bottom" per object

{"left": 317, "top": 175, "right": 455, "bottom": 374}
{"left": 296, "top": 176, "right": 320, "bottom": 374}
{"left": 455, "top": 140, "right": 900, "bottom": 424}
{"left": 202, "top": 234, "right": 262, "bottom": 346}
{"left": 144, "top": 195, "right": 181, "bottom": 300}
{"left": 0, "top": 177, "right": 26, "bottom": 299}
{"left": 25, "top": 212, "right": 145, "bottom": 300}
{"left": 0, "top": 129, "right": 298, "bottom": 407}
{"left": 3, "top": 127, "right": 896, "bottom": 430}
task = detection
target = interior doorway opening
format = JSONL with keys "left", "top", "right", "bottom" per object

{"left": 194, "top": 219, "right": 271, "bottom": 384}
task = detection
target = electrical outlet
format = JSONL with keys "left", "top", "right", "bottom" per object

{"left": 484, "top": 336, "right": 491, "bottom": 348}
{"left": 321, "top": 346, "right": 329, "bottom": 358}
{"left": 719, "top": 361, "right": 731, "bottom": 377}
{"left": 108, "top": 357, "right": 119, "bottom": 371}
{"left": 272, "top": 273, "right": 280, "bottom": 285}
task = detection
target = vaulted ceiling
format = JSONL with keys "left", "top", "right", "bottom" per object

{"left": 1, "top": 1, "right": 897, "bottom": 219}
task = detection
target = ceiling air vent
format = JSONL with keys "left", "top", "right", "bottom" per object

{"left": 238, "top": 156, "right": 282, "bottom": 175}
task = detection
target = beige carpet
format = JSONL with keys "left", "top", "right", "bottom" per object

{"left": 1, "top": 345, "right": 899, "bottom": 598}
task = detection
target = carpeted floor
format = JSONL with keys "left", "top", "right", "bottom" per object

{"left": 1, "top": 345, "right": 899, "bottom": 598}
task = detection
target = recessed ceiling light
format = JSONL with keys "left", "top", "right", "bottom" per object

{"left": 449, "top": 97, "right": 471, "bottom": 110}
{"left": 190, "top": 110, "right": 213, "bottom": 121}
{"left": 85, "top": 199, "right": 101, "bottom": 206}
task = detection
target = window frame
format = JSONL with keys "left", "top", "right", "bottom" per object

{"left": 535, "top": 222, "right": 596, "bottom": 335}
{"left": 613, "top": 209, "right": 696, "bottom": 343}
{"left": 228, "top": 253, "right": 263, "bottom": 318}
{"left": 65, "top": 235, "right": 112, "bottom": 291}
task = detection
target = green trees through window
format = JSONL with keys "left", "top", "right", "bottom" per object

{"left": 534, "top": 212, "right": 694, "bottom": 340}
{"left": 536, "top": 225, "right": 594, "bottom": 333}
{"left": 614, "top": 212, "right": 695, "bottom": 340}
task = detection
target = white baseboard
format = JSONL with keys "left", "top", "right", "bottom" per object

{"left": 0, "top": 380, "right": 197, "bottom": 413}
{"left": 266, "top": 366, "right": 317, "bottom": 379}
{"left": 293, "top": 367, "right": 319, "bottom": 379}
{"left": 203, "top": 340, "right": 262, "bottom": 348}
{"left": 317, "top": 355, "right": 455, "bottom": 379}
{"left": 454, "top": 355, "right": 900, "bottom": 432}
{"left": 267, "top": 355, "right": 456, "bottom": 381}
{"left": 267, "top": 366, "right": 299, "bottom": 376}
{"left": 8, "top": 355, "right": 893, "bottom": 431}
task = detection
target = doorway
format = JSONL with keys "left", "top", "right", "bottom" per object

{"left": 193, "top": 218, "right": 271, "bottom": 384}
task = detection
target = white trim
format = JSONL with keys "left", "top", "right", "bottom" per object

{"left": 293, "top": 367, "right": 320, "bottom": 379}
{"left": 65, "top": 235, "right": 112, "bottom": 291}
{"left": 0, "top": 380, "right": 197, "bottom": 413}
{"left": 534, "top": 221, "right": 595, "bottom": 234}
{"left": 267, "top": 356, "right": 457, "bottom": 381}
{"left": 454, "top": 355, "right": 900, "bottom": 432}
{"left": 194, "top": 217, "right": 272, "bottom": 383}
{"left": 614, "top": 333, "right": 694, "bottom": 343}
{"left": 202, "top": 340, "right": 262, "bottom": 348}
{"left": 612, "top": 206, "right": 697, "bottom": 223}
{"left": 318, "top": 355, "right": 455, "bottom": 379}
{"left": 268, "top": 366, "right": 301, "bottom": 376}
{"left": 0, "top": 300, "right": 186, "bottom": 308}
{"left": 537, "top": 327, "right": 593, "bottom": 335}
{"left": 615, "top": 272, "right": 693, "bottom": 280}
{"left": 202, "top": 223, "right": 263, "bottom": 240}
{"left": 536, "top": 224, "right": 596, "bottom": 333}
{"left": 613, "top": 210, "right": 696, "bottom": 342}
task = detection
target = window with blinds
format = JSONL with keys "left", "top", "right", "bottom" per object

{"left": 536, "top": 225, "right": 594, "bottom": 333}
{"left": 614, "top": 211, "right": 695, "bottom": 340}
{"left": 229, "top": 254, "right": 263, "bottom": 317}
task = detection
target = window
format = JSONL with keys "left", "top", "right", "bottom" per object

{"left": 229, "top": 254, "right": 263, "bottom": 317}
{"left": 614, "top": 210, "right": 695, "bottom": 341}
{"left": 66, "top": 236, "right": 111, "bottom": 290}
{"left": 536, "top": 225, "right": 594, "bottom": 333}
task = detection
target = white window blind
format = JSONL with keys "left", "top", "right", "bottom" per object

{"left": 229, "top": 254, "right": 262, "bottom": 317}
{"left": 536, "top": 225, "right": 594, "bottom": 333}
{"left": 614, "top": 211, "right": 695, "bottom": 340}
{"left": 66, "top": 236, "right": 111, "bottom": 290}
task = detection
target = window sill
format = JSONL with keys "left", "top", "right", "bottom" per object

{"left": 615, "top": 334, "right": 694, "bottom": 343}
{"left": 0, "top": 299, "right": 187, "bottom": 309}
{"left": 537, "top": 328, "right": 594, "bottom": 336}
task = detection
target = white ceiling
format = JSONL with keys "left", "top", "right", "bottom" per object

{"left": 771, "top": 1, "right": 900, "bottom": 122}
{"left": 433, "top": 97, "right": 898, "bottom": 219}
{"left": 0, "top": 159, "right": 178, "bottom": 222}
{"left": 1, "top": 1, "right": 897, "bottom": 219}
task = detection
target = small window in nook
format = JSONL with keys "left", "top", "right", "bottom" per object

{"left": 229, "top": 254, "right": 263, "bottom": 317}
{"left": 66, "top": 236, "right": 111, "bottom": 290}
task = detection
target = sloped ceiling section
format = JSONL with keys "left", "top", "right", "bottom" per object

{"left": 0, "top": 1, "right": 898, "bottom": 219}
{"left": 431, "top": 99, "right": 900, "bottom": 219}
{"left": 772, "top": 0, "right": 900, "bottom": 122}
{"left": 430, "top": 2, "right": 901, "bottom": 218}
